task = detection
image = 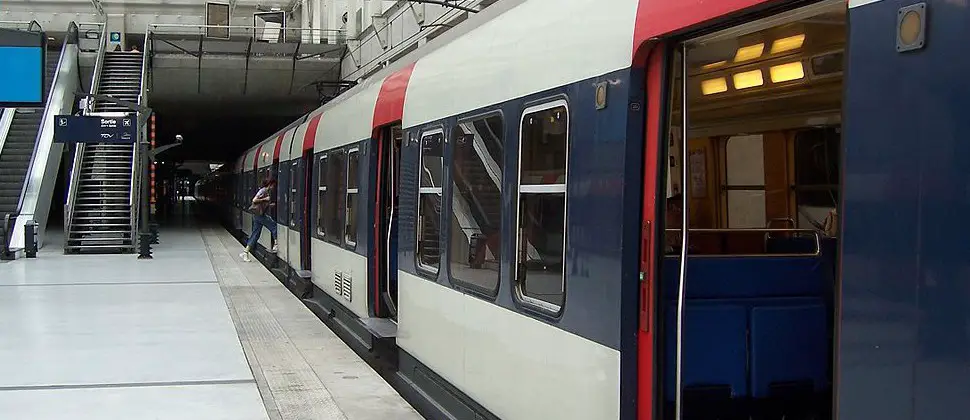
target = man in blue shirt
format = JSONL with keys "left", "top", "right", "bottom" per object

{"left": 241, "top": 178, "right": 278, "bottom": 262}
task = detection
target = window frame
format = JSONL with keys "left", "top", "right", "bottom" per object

{"left": 325, "top": 149, "right": 347, "bottom": 246}
{"left": 344, "top": 147, "right": 360, "bottom": 249}
{"left": 315, "top": 154, "right": 328, "bottom": 239}
{"left": 513, "top": 99, "right": 570, "bottom": 315}
{"left": 447, "top": 112, "right": 505, "bottom": 298}
{"left": 721, "top": 134, "right": 767, "bottom": 229}
{"left": 288, "top": 160, "right": 299, "bottom": 229}
{"left": 415, "top": 126, "right": 446, "bottom": 277}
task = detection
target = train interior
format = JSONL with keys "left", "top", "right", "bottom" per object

{"left": 659, "top": 3, "right": 844, "bottom": 420}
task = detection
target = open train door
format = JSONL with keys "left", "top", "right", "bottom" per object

{"left": 636, "top": 41, "right": 666, "bottom": 420}
{"left": 371, "top": 123, "right": 402, "bottom": 319}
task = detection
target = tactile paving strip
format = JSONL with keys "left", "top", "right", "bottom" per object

{"left": 202, "top": 229, "right": 348, "bottom": 420}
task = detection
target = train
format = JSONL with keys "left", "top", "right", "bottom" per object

{"left": 197, "top": 0, "right": 970, "bottom": 419}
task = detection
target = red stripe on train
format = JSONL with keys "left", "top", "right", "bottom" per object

{"left": 372, "top": 62, "right": 416, "bottom": 129}
{"left": 303, "top": 114, "right": 321, "bottom": 152}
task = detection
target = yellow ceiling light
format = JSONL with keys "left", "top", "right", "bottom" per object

{"left": 701, "top": 60, "right": 727, "bottom": 70}
{"left": 701, "top": 78, "right": 728, "bottom": 95}
{"left": 769, "top": 61, "right": 805, "bottom": 83}
{"left": 734, "top": 43, "right": 764, "bottom": 62}
{"left": 733, "top": 70, "right": 764, "bottom": 90}
{"left": 770, "top": 34, "right": 806, "bottom": 54}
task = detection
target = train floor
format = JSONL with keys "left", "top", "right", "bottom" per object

{"left": 0, "top": 201, "right": 421, "bottom": 420}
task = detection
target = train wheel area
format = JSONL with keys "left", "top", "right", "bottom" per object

{"left": 656, "top": 2, "right": 844, "bottom": 419}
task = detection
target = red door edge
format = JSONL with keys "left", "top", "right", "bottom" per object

{"left": 638, "top": 41, "right": 666, "bottom": 420}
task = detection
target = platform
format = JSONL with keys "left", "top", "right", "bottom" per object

{"left": 0, "top": 217, "right": 421, "bottom": 419}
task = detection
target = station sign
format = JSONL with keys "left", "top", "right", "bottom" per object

{"left": 54, "top": 115, "right": 137, "bottom": 144}
{"left": 0, "top": 28, "right": 47, "bottom": 107}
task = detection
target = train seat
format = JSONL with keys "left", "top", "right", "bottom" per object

{"left": 748, "top": 298, "right": 828, "bottom": 397}
{"left": 661, "top": 256, "right": 830, "bottom": 300}
{"left": 663, "top": 301, "right": 749, "bottom": 400}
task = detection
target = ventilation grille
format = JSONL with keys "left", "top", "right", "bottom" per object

{"left": 333, "top": 270, "right": 352, "bottom": 302}
{"left": 341, "top": 272, "right": 352, "bottom": 302}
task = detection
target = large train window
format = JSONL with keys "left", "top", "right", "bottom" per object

{"left": 416, "top": 129, "right": 444, "bottom": 274}
{"left": 288, "top": 161, "right": 298, "bottom": 228}
{"left": 316, "top": 155, "right": 328, "bottom": 238}
{"left": 448, "top": 114, "right": 504, "bottom": 296}
{"left": 515, "top": 101, "right": 568, "bottom": 312}
{"left": 345, "top": 148, "right": 360, "bottom": 247}
{"left": 793, "top": 127, "right": 840, "bottom": 233}
{"left": 724, "top": 135, "right": 766, "bottom": 228}
{"left": 326, "top": 150, "right": 347, "bottom": 245}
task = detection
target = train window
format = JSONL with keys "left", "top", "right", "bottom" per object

{"left": 448, "top": 115, "right": 504, "bottom": 295}
{"left": 724, "top": 135, "right": 766, "bottom": 228}
{"left": 326, "top": 151, "right": 347, "bottom": 245}
{"left": 417, "top": 130, "right": 444, "bottom": 273}
{"left": 516, "top": 102, "right": 568, "bottom": 311}
{"left": 316, "top": 155, "right": 328, "bottom": 238}
{"left": 793, "top": 127, "right": 840, "bottom": 230}
{"left": 345, "top": 148, "right": 360, "bottom": 247}
{"left": 289, "top": 161, "right": 299, "bottom": 228}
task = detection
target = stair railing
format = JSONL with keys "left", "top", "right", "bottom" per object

{"left": 65, "top": 21, "right": 108, "bottom": 245}
{"left": 131, "top": 28, "right": 152, "bottom": 244}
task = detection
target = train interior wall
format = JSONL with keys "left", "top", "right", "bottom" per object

{"left": 657, "top": 3, "right": 844, "bottom": 419}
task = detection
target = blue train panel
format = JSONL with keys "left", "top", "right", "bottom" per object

{"left": 840, "top": 0, "right": 970, "bottom": 419}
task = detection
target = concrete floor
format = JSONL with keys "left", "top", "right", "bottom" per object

{"left": 0, "top": 211, "right": 420, "bottom": 419}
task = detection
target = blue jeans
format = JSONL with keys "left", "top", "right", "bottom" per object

{"left": 246, "top": 214, "right": 277, "bottom": 249}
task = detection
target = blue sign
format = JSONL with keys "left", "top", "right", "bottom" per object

{"left": 54, "top": 115, "right": 137, "bottom": 144}
{"left": 0, "top": 28, "right": 46, "bottom": 107}
{"left": 110, "top": 32, "right": 121, "bottom": 43}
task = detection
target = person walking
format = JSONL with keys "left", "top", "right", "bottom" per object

{"left": 241, "top": 178, "right": 278, "bottom": 262}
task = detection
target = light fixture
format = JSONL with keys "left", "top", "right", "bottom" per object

{"left": 734, "top": 43, "right": 764, "bottom": 62}
{"left": 701, "top": 78, "right": 728, "bottom": 95}
{"left": 769, "top": 61, "right": 805, "bottom": 83}
{"left": 701, "top": 61, "right": 727, "bottom": 70}
{"left": 770, "top": 34, "right": 805, "bottom": 54}
{"left": 733, "top": 70, "right": 764, "bottom": 90}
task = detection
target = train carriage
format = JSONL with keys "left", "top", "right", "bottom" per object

{"left": 197, "top": 0, "right": 970, "bottom": 418}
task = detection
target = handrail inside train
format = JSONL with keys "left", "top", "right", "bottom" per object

{"left": 663, "top": 227, "right": 823, "bottom": 257}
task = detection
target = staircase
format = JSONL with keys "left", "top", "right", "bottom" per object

{"left": 0, "top": 50, "right": 61, "bottom": 250}
{"left": 65, "top": 52, "right": 142, "bottom": 253}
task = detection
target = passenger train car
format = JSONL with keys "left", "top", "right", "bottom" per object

{"left": 199, "top": 0, "right": 970, "bottom": 418}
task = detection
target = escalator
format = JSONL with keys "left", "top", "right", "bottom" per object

{"left": 0, "top": 49, "right": 62, "bottom": 255}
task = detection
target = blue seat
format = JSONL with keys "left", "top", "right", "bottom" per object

{"left": 662, "top": 256, "right": 828, "bottom": 300}
{"left": 748, "top": 298, "right": 828, "bottom": 398}
{"left": 663, "top": 300, "right": 749, "bottom": 400}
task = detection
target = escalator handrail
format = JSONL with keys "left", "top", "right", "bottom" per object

{"left": 14, "top": 24, "right": 74, "bottom": 218}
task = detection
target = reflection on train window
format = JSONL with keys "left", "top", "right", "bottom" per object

{"left": 449, "top": 115, "right": 504, "bottom": 295}
{"left": 289, "top": 161, "right": 298, "bottom": 228}
{"left": 417, "top": 131, "right": 444, "bottom": 273}
{"left": 516, "top": 104, "right": 568, "bottom": 310}
{"left": 326, "top": 150, "right": 346, "bottom": 245}
{"left": 724, "top": 135, "right": 766, "bottom": 228}
{"left": 316, "top": 155, "right": 328, "bottom": 237}
{"left": 794, "top": 128, "right": 840, "bottom": 231}
{"left": 345, "top": 149, "right": 360, "bottom": 247}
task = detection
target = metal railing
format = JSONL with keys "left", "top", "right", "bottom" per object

{"left": 663, "top": 228, "right": 823, "bottom": 257}
{"left": 146, "top": 23, "right": 346, "bottom": 45}
{"left": 130, "top": 29, "right": 153, "bottom": 246}
{"left": 65, "top": 21, "right": 108, "bottom": 244}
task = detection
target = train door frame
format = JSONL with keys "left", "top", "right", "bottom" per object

{"left": 371, "top": 123, "right": 403, "bottom": 319}
{"left": 636, "top": 40, "right": 667, "bottom": 420}
{"left": 642, "top": 2, "right": 847, "bottom": 419}
{"left": 299, "top": 150, "right": 312, "bottom": 271}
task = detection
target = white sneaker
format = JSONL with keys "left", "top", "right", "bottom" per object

{"left": 240, "top": 252, "right": 252, "bottom": 262}
{"left": 271, "top": 244, "right": 279, "bottom": 253}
